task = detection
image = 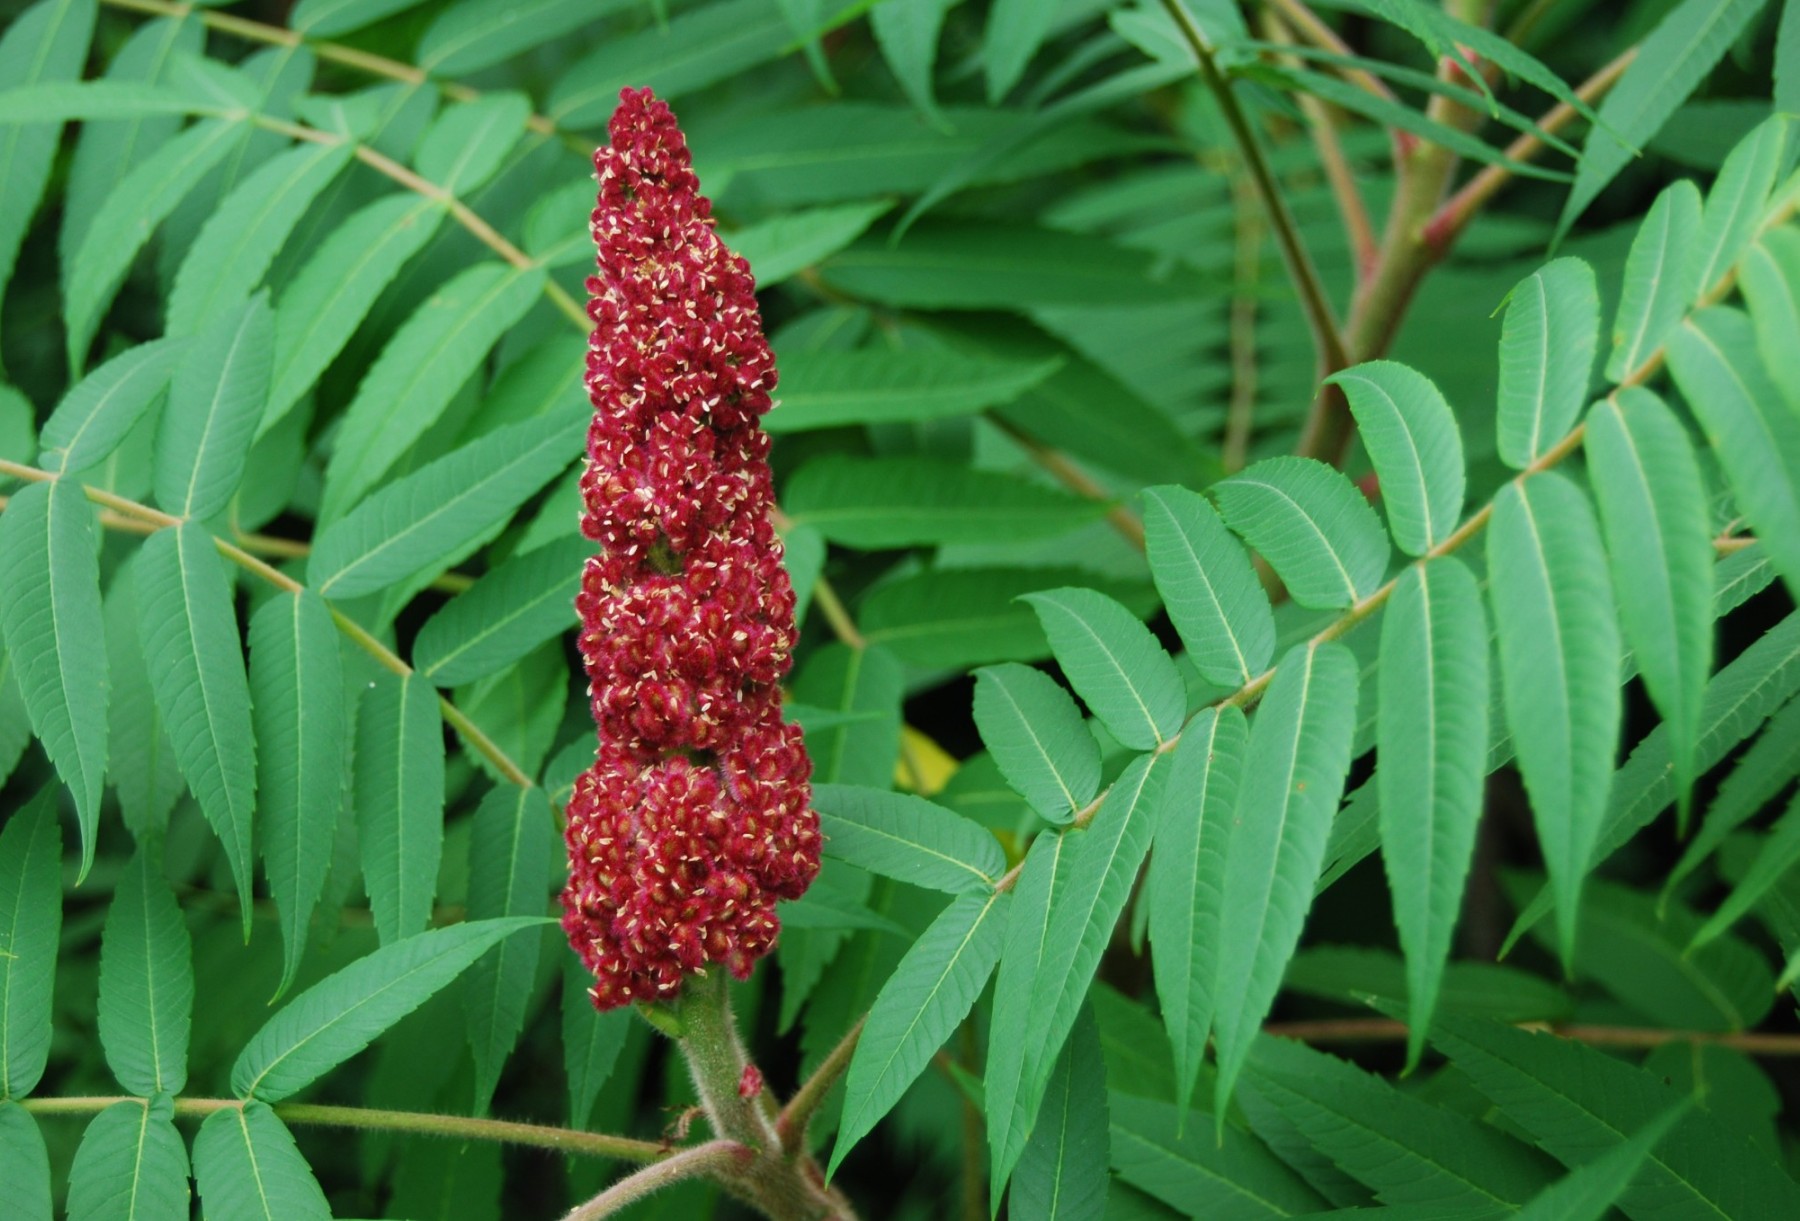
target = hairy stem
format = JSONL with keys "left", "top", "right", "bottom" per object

{"left": 22, "top": 1096, "right": 664, "bottom": 1161}
{"left": 678, "top": 970, "right": 780, "bottom": 1152}
{"left": 777, "top": 1017, "right": 863, "bottom": 1155}
{"left": 563, "top": 1141, "right": 750, "bottom": 1220}
{"left": 1267, "top": 1018, "right": 1800, "bottom": 1055}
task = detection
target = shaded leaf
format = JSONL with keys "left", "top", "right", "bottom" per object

{"left": 785, "top": 455, "right": 1103, "bottom": 548}
{"left": 353, "top": 670, "right": 444, "bottom": 946}
{"left": 728, "top": 201, "right": 892, "bottom": 287}
{"left": 562, "top": 955, "right": 630, "bottom": 1130}
{"left": 765, "top": 346, "right": 1059, "bottom": 434}
{"left": 1109, "top": 1094, "right": 1326, "bottom": 1220}
{"left": 1514, "top": 1104, "right": 1687, "bottom": 1221}
{"left": 1013, "top": 1000, "right": 1109, "bottom": 1221}
{"left": 97, "top": 854, "right": 193, "bottom": 1096}
{"left": 0, "top": 788, "right": 59, "bottom": 1099}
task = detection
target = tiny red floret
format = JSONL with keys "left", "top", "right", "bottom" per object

{"left": 561, "top": 88, "right": 820, "bottom": 1011}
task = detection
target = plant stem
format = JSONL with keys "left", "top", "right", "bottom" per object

{"left": 987, "top": 416, "right": 1145, "bottom": 549}
{"left": 22, "top": 1096, "right": 665, "bottom": 1161}
{"left": 1265, "top": 1018, "right": 1800, "bottom": 1056}
{"left": 562, "top": 1141, "right": 751, "bottom": 1220}
{"left": 777, "top": 1017, "right": 864, "bottom": 1155}
{"left": 677, "top": 971, "right": 780, "bottom": 1152}
{"left": 1162, "top": 0, "right": 1351, "bottom": 385}
{"left": 1263, "top": 0, "right": 1401, "bottom": 106}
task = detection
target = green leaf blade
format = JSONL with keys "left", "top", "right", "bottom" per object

{"left": 0, "top": 788, "right": 60, "bottom": 1099}
{"left": 0, "top": 1102, "right": 50, "bottom": 1221}
{"left": 1327, "top": 361, "right": 1465, "bottom": 556}
{"left": 154, "top": 293, "right": 273, "bottom": 521}
{"left": 813, "top": 783, "right": 1005, "bottom": 893}
{"left": 1216, "top": 457, "right": 1390, "bottom": 610}
{"left": 353, "top": 671, "right": 444, "bottom": 947}
{"left": 1495, "top": 258, "right": 1599, "bottom": 470}
{"left": 1023, "top": 588, "right": 1186, "bottom": 751}
{"left": 1142, "top": 485, "right": 1274, "bottom": 687}
{"left": 973, "top": 663, "right": 1101, "bottom": 825}
{"left": 1012, "top": 1001, "right": 1109, "bottom": 1221}
{"left": 66, "top": 1096, "right": 190, "bottom": 1221}
{"left": 39, "top": 339, "right": 186, "bottom": 477}
{"left": 413, "top": 535, "right": 589, "bottom": 686}
{"left": 97, "top": 854, "right": 193, "bottom": 1097}
{"left": 192, "top": 1102, "right": 329, "bottom": 1221}
{"left": 785, "top": 455, "right": 1103, "bottom": 548}
{"left": 765, "top": 346, "right": 1059, "bottom": 434}
{"left": 1606, "top": 180, "right": 1704, "bottom": 383}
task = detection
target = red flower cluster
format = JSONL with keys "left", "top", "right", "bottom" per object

{"left": 562, "top": 88, "right": 820, "bottom": 1011}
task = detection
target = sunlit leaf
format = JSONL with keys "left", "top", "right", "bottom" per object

{"left": 353, "top": 671, "right": 444, "bottom": 946}
{"left": 1328, "top": 361, "right": 1465, "bottom": 556}
{"left": 1495, "top": 258, "right": 1598, "bottom": 470}
{"left": 1142, "top": 485, "right": 1274, "bottom": 687}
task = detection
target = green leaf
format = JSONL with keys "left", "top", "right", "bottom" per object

{"left": 1668, "top": 307, "right": 1800, "bottom": 601}
{"left": 136, "top": 523, "right": 258, "bottom": 928}
{"left": 0, "top": 481, "right": 107, "bottom": 864}
{"left": 66, "top": 1096, "right": 190, "bottom": 1221}
{"left": 167, "top": 141, "right": 352, "bottom": 336}
{"left": 0, "top": 787, "right": 59, "bottom": 1099}
{"left": 1241, "top": 1035, "right": 1553, "bottom": 1209}
{"left": 248, "top": 590, "right": 346, "bottom": 999}
{"left": 1147, "top": 705, "right": 1248, "bottom": 1115}
{"left": 831, "top": 888, "right": 1009, "bottom": 1175}
{"left": 1584, "top": 390, "right": 1713, "bottom": 821}
{"left": 1142, "top": 486, "right": 1274, "bottom": 687}
{"left": 1488, "top": 472, "right": 1619, "bottom": 967}
{"left": 1691, "top": 115, "right": 1788, "bottom": 297}
{"left": 0, "top": 1102, "right": 50, "bottom": 1221}
{"left": 465, "top": 783, "right": 556, "bottom": 1114}
{"left": 1211, "top": 641, "right": 1359, "bottom": 1113}
{"left": 785, "top": 455, "right": 1103, "bottom": 548}
{"left": 102, "top": 569, "right": 183, "bottom": 842}
{"left": 860, "top": 566, "right": 1156, "bottom": 670}
{"left": 266, "top": 194, "right": 446, "bottom": 429}
{"left": 1606, "top": 180, "right": 1704, "bottom": 382}
{"left": 191, "top": 1103, "right": 329, "bottom": 1221}
{"left": 1514, "top": 1103, "right": 1687, "bottom": 1221}
{"left": 994, "top": 355, "right": 1214, "bottom": 487}
{"left": 452, "top": 642, "right": 565, "bottom": 783}
{"left": 0, "top": 657, "right": 26, "bottom": 792}
{"left": 0, "top": 0, "right": 95, "bottom": 346}
{"left": 1377, "top": 557, "right": 1489, "bottom": 1070}
{"left": 64, "top": 118, "right": 241, "bottom": 368}
{"left": 818, "top": 222, "right": 1211, "bottom": 310}
{"left": 988, "top": 753, "right": 1168, "bottom": 1202}
{"left": 1425, "top": 1014, "right": 1800, "bottom": 1219}
{"left": 548, "top": 0, "right": 795, "bottom": 124}
{"left": 39, "top": 339, "right": 186, "bottom": 476}
{"left": 1012, "top": 1000, "right": 1109, "bottom": 1221}
{"left": 1109, "top": 1094, "right": 1327, "bottom": 1220}
{"left": 310, "top": 413, "right": 574, "bottom": 600}
{"left": 97, "top": 854, "right": 193, "bottom": 1096}
{"left": 794, "top": 644, "right": 904, "bottom": 788}
{"left": 1690, "top": 792, "right": 1800, "bottom": 953}
{"left": 727, "top": 201, "right": 893, "bottom": 287}
{"left": 322, "top": 261, "right": 546, "bottom": 519}
{"left": 1283, "top": 947, "right": 1570, "bottom": 1024}
{"left": 413, "top": 93, "right": 529, "bottom": 195}
{"left": 562, "top": 955, "right": 629, "bottom": 1130}
{"left": 291, "top": 0, "right": 430, "bottom": 35}
{"left": 973, "top": 663, "right": 1100, "bottom": 825}
{"left": 1216, "top": 458, "right": 1389, "bottom": 611}
{"left": 353, "top": 671, "right": 444, "bottom": 946}
{"left": 871, "top": 0, "right": 955, "bottom": 121}
{"left": 419, "top": 0, "right": 626, "bottom": 75}
{"left": 413, "top": 535, "right": 589, "bottom": 686}
{"left": 765, "top": 346, "right": 1059, "bottom": 434}
{"left": 1558, "top": 0, "right": 1769, "bottom": 238}
{"left": 984, "top": 0, "right": 1057, "bottom": 101}
{"left": 1495, "top": 258, "right": 1599, "bottom": 470}
{"left": 231, "top": 916, "right": 552, "bottom": 1101}
{"left": 1327, "top": 361, "right": 1465, "bottom": 556}
{"left": 154, "top": 292, "right": 273, "bottom": 521}
{"left": 1739, "top": 227, "right": 1800, "bottom": 409}
{"left": 813, "top": 783, "right": 1006, "bottom": 893}
{"left": 1023, "top": 587, "right": 1186, "bottom": 751}
{"left": 1668, "top": 695, "right": 1800, "bottom": 897}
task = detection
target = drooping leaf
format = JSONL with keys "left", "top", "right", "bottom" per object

{"left": 765, "top": 346, "right": 1059, "bottom": 434}
{"left": 988, "top": 753, "right": 1168, "bottom": 1202}
{"left": 1327, "top": 361, "right": 1465, "bottom": 556}
{"left": 1377, "top": 557, "right": 1489, "bottom": 1070}
{"left": 1147, "top": 705, "right": 1248, "bottom": 1115}
{"left": 413, "top": 535, "right": 590, "bottom": 686}
{"left": 1109, "top": 1094, "right": 1327, "bottom": 1220}
{"left": 562, "top": 955, "right": 630, "bottom": 1130}
{"left": 1012, "top": 1000, "right": 1109, "bottom": 1221}
{"left": 1557, "top": 0, "right": 1770, "bottom": 238}
{"left": 154, "top": 292, "right": 273, "bottom": 521}
{"left": 1425, "top": 1014, "right": 1800, "bottom": 1219}
{"left": 1211, "top": 641, "right": 1359, "bottom": 1114}
{"left": 248, "top": 589, "right": 346, "bottom": 999}
{"left": 38, "top": 339, "right": 186, "bottom": 476}
{"left": 1487, "top": 472, "right": 1619, "bottom": 967}
{"left": 1142, "top": 485, "right": 1274, "bottom": 688}
{"left": 266, "top": 194, "right": 446, "bottom": 428}
{"left": 0, "top": 481, "right": 107, "bottom": 866}
{"left": 1022, "top": 587, "right": 1186, "bottom": 751}
{"left": 1667, "top": 307, "right": 1800, "bottom": 601}
{"left": 0, "top": 787, "right": 59, "bottom": 1099}
{"left": 321, "top": 261, "right": 546, "bottom": 519}
{"left": 1584, "top": 390, "right": 1713, "bottom": 822}
{"left": 191, "top": 1103, "right": 329, "bottom": 1221}
{"left": 0, "top": 1102, "right": 50, "bottom": 1221}
{"left": 231, "top": 917, "right": 552, "bottom": 1101}
{"left": 135, "top": 523, "right": 258, "bottom": 928}
{"left": 97, "top": 854, "right": 193, "bottom": 1097}
{"left": 831, "top": 888, "right": 1009, "bottom": 1175}
{"left": 465, "top": 783, "right": 556, "bottom": 1114}
{"left": 1668, "top": 695, "right": 1800, "bottom": 897}
{"left": 1606, "top": 180, "right": 1704, "bottom": 382}
{"left": 166, "top": 142, "right": 353, "bottom": 336}
{"left": 973, "top": 663, "right": 1100, "bottom": 825}
{"left": 0, "top": 0, "right": 95, "bottom": 349}
{"left": 1215, "top": 457, "right": 1390, "bottom": 610}
{"left": 1690, "top": 114, "right": 1787, "bottom": 298}
{"left": 1495, "top": 258, "right": 1599, "bottom": 470}
{"left": 813, "top": 783, "right": 1006, "bottom": 893}
{"left": 353, "top": 670, "right": 444, "bottom": 946}
{"left": 310, "top": 413, "right": 574, "bottom": 600}
{"left": 65, "top": 1096, "right": 190, "bottom": 1221}
{"left": 784, "top": 455, "right": 1104, "bottom": 548}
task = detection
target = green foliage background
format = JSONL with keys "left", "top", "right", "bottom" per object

{"left": 3, "top": 0, "right": 1800, "bottom": 1217}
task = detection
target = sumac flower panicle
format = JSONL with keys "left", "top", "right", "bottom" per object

{"left": 561, "top": 87, "right": 820, "bottom": 1011}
